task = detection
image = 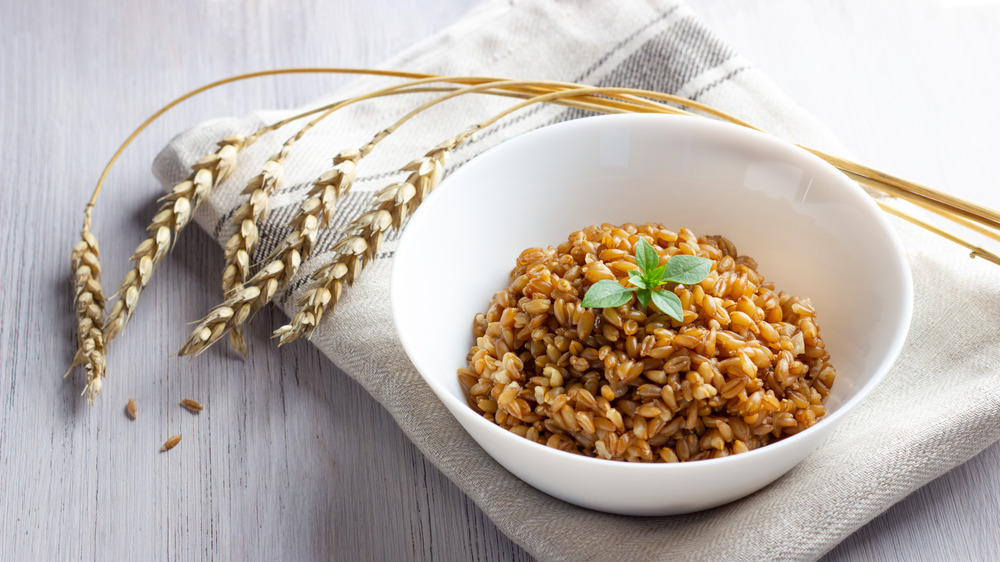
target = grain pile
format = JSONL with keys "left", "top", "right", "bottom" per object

{"left": 458, "top": 223, "right": 836, "bottom": 462}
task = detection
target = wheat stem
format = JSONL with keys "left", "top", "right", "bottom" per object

{"left": 804, "top": 148, "right": 1000, "bottom": 230}
{"left": 878, "top": 201, "right": 1000, "bottom": 266}
{"left": 87, "top": 68, "right": 739, "bottom": 209}
{"left": 836, "top": 168, "right": 1000, "bottom": 233}
{"left": 901, "top": 195, "right": 1000, "bottom": 244}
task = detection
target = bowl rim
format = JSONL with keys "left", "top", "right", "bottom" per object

{"left": 390, "top": 113, "right": 914, "bottom": 472}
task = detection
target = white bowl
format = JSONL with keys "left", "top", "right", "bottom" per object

{"left": 390, "top": 114, "right": 912, "bottom": 515}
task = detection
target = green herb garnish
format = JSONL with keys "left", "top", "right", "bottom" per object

{"left": 580, "top": 238, "right": 711, "bottom": 322}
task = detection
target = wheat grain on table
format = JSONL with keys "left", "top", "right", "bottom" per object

{"left": 0, "top": 0, "right": 997, "bottom": 560}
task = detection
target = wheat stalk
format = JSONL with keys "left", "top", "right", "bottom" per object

{"left": 288, "top": 150, "right": 449, "bottom": 340}
{"left": 178, "top": 79, "right": 535, "bottom": 355}
{"left": 65, "top": 206, "right": 107, "bottom": 404}
{"left": 217, "top": 79, "right": 488, "bottom": 355}
{"left": 75, "top": 69, "right": 1000, "bottom": 379}
{"left": 75, "top": 92, "right": 392, "bottom": 399}
{"left": 103, "top": 134, "right": 247, "bottom": 343}
{"left": 273, "top": 134, "right": 462, "bottom": 345}
{"left": 96, "top": 84, "right": 443, "bottom": 353}
{"left": 87, "top": 67, "right": 1000, "bottom": 254}
{"left": 178, "top": 149, "right": 362, "bottom": 356}
{"left": 78, "top": 71, "right": 702, "bottom": 396}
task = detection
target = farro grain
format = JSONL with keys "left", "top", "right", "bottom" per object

{"left": 162, "top": 434, "right": 181, "bottom": 451}
{"left": 181, "top": 399, "right": 204, "bottom": 412}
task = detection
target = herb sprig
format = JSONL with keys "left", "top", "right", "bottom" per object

{"left": 580, "top": 238, "right": 711, "bottom": 322}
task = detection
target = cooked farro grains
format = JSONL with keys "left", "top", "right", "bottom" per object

{"left": 458, "top": 223, "right": 836, "bottom": 463}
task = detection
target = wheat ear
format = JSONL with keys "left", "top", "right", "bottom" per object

{"left": 103, "top": 135, "right": 246, "bottom": 343}
{"left": 221, "top": 154, "right": 284, "bottom": 355}
{"left": 66, "top": 206, "right": 107, "bottom": 404}
{"left": 178, "top": 149, "right": 361, "bottom": 356}
{"left": 273, "top": 133, "right": 467, "bottom": 345}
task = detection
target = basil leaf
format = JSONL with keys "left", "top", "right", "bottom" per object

{"left": 634, "top": 238, "right": 660, "bottom": 275}
{"left": 646, "top": 263, "right": 667, "bottom": 286}
{"left": 650, "top": 289, "right": 685, "bottom": 322}
{"left": 662, "top": 254, "right": 712, "bottom": 285}
{"left": 581, "top": 280, "right": 634, "bottom": 308}
{"left": 627, "top": 269, "right": 648, "bottom": 289}
{"left": 636, "top": 288, "right": 651, "bottom": 309}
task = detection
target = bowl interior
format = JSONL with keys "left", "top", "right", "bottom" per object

{"left": 390, "top": 114, "right": 911, "bottom": 511}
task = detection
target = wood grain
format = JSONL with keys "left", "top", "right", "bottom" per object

{"left": 0, "top": 0, "right": 997, "bottom": 560}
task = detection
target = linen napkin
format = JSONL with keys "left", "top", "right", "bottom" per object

{"left": 152, "top": 0, "right": 1000, "bottom": 559}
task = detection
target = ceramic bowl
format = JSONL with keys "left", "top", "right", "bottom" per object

{"left": 390, "top": 114, "right": 912, "bottom": 515}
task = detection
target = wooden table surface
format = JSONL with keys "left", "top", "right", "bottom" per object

{"left": 3, "top": 0, "right": 997, "bottom": 559}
